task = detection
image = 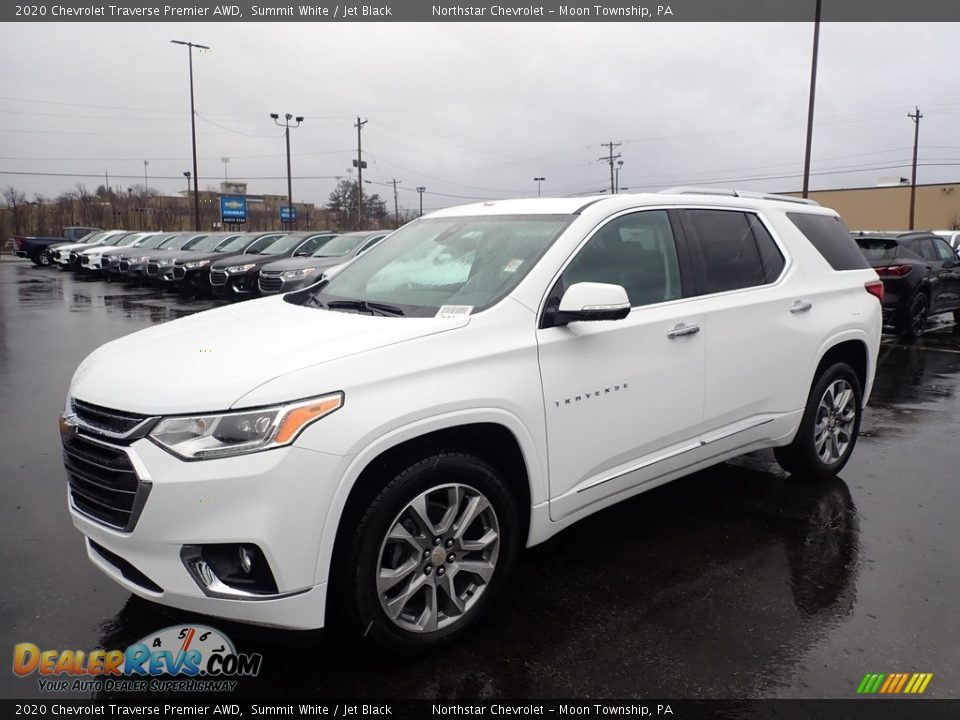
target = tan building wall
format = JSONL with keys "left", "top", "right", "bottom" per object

{"left": 785, "top": 183, "right": 960, "bottom": 232}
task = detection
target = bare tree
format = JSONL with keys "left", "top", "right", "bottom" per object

{"left": 2, "top": 186, "right": 27, "bottom": 235}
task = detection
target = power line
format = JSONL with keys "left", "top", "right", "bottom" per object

{"left": 599, "top": 142, "right": 622, "bottom": 194}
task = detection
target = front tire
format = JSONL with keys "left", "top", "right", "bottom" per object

{"left": 336, "top": 452, "right": 519, "bottom": 654}
{"left": 775, "top": 363, "right": 863, "bottom": 480}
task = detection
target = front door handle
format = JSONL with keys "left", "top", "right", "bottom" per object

{"left": 667, "top": 323, "right": 700, "bottom": 338}
{"left": 790, "top": 300, "right": 813, "bottom": 314}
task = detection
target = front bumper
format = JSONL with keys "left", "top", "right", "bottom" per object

{"left": 212, "top": 270, "right": 258, "bottom": 298}
{"left": 69, "top": 436, "right": 347, "bottom": 630}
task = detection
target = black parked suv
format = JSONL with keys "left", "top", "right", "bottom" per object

{"left": 170, "top": 232, "right": 286, "bottom": 297}
{"left": 854, "top": 231, "right": 960, "bottom": 339}
{"left": 208, "top": 231, "right": 336, "bottom": 299}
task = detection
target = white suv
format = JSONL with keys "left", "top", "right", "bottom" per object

{"left": 61, "top": 189, "right": 882, "bottom": 651}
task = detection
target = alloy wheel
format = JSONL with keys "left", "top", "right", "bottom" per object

{"left": 376, "top": 483, "right": 500, "bottom": 633}
{"left": 912, "top": 296, "right": 927, "bottom": 337}
{"left": 814, "top": 379, "right": 856, "bottom": 464}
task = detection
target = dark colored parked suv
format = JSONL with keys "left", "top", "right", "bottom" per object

{"left": 854, "top": 231, "right": 960, "bottom": 339}
{"left": 208, "top": 232, "right": 334, "bottom": 299}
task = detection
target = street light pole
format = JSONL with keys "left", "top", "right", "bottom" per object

{"left": 171, "top": 39, "right": 209, "bottom": 231}
{"left": 615, "top": 160, "right": 623, "bottom": 194}
{"left": 416, "top": 186, "right": 426, "bottom": 217}
{"left": 534, "top": 177, "right": 545, "bottom": 197}
{"left": 801, "top": 0, "right": 822, "bottom": 199}
{"left": 221, "top": 157, "right": 230, "bottom": 183}
{"left": 270, "top": 113, "right": 303, "bottom": 229}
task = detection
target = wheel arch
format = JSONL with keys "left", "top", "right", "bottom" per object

{"left": 315, "top": 411, "right": 542, "bottom": 608}
{"left": 811, "top": 335, "right": 871, "bottom": 405}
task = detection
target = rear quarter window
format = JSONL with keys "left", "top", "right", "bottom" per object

{"left": 787, "top": 212, "right": 870, "bottom": 270}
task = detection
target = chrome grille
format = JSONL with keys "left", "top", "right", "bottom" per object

{"left": 145, "top": 263, "right": 160, "bottom": 276}
{"left": 80, "top": 255, "right": 90, "bottom": 265}
{"left": 73, "top": 399, "right": 147, "bottom": 436}
{"left": 258, "top": 274, "right": 284, "bottom": 293}
{"left": 118, "top": 261, "right": 130, "bottom": 272}
{"left": 210, "top": 269, "right": 228, "bottom": 285}
{"left": 63, "top": 433, "right": 149, "bottom": 531}
{"left": 172, "top": 266, "right": 186, "bottom": 280}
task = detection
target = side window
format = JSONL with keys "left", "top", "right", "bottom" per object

{"left": 747, "top": 215, "right": 786, "bottom": 281}
{"left": 559, "top": 210, "right": 683, "bottom": 308}
{"left": 357, "top": 236, "right": 384, "bottom": 255}
{"left": 932, "top": 237, "right": 957, "bottom": 262}
{"left": 912, "top": 237, "right": 938, "bottom": 261}
{"left": 681, "top": 209, "right": 767, "bottom": 293}
{"left": 786, "top": 212, "right": 870, "bottom": 270}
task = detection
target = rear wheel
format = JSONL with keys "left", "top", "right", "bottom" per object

{"left": 898, "top": 292, "right": 928, "bottom": 341}
{"left": 32, "top": 252, "right": 51, "bottom": 267}
{"left": 335, "top": 452, "right": 519, "bottom": 654}
{"left": 775, "top": 363, "right": 863, "bottom": 481}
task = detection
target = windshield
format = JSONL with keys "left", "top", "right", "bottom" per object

{"left": 313, "top": 233, "right": 374, "bottom": 258}
{"left": 139, "top": 233, "right": 176, "bottom": 249}
{"left": 189, "top": 233, "right": 238, "bottom": 252}
{"left": 856, "top": 238, "right": 902, "bottom": 261}
{"left": 214, "top": 234, "right": 256, "bottom": 253}
{"left": 179, "top": 234, "right": 211, "bottom": 250}
{"left": 101, "top": 233, "right": 131, "bottom": 247}
{"left": 79, "top": 232, "right": 107, "bottom": 245}
{"left": 118, "top": 233, "right": 146, "bottom": 246}
{"left": 246, "top": 235, "right": 284, "bottom": 254}
{"left": 259, "top": 234, "right": 304, "bottom": 255}
{"left": 310, "top": 215, "right": 572, "bottom": 316}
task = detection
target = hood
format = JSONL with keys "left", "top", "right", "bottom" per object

{"left": 172, "top": 249, "right": 233, "bottom": 265}
{"left": 120, "top": 248, "right": 185, "bottom": 262}
{"left": 260, "top": 255, "right": 347, "bottom": 273}
{"left": 69, "top": 297, "right": 471, "bottom": 415}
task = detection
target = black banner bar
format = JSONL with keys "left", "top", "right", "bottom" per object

{"left": 5, "top": 0, "right": 960, "bottom": 23}
{"left": 1, "top": 700, "right": 958, "bottom": 719}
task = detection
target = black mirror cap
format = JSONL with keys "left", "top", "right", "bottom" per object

{"left": 544, "top": 304, "right": 630, "bottom": 326}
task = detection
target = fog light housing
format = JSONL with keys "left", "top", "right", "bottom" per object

{"left": 181, "top": 544, "right": 278, "bottom": 599}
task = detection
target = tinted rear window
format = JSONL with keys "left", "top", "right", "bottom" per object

{"left": 855, "top": 238, "right": 900, "bottom": 261}
{"left": 787, "top": 212, "right": 870, "bottom": 270}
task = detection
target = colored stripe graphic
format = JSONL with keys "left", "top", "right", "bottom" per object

{"left": 857, "top": 672, "right": 933, "bottom": 694}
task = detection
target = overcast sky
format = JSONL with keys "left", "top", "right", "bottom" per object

{"left": 2, "top": 22, "right": 957, "bottom": 212}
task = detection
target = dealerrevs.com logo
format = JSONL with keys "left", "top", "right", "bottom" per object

{"left": 13, "top": 625, "right": 262, "bottom": 693}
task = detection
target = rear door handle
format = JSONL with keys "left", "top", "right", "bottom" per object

{"left": 667, "top": 323, "right": 700, "bottom": 338}
{"left": 790, "top": 300, "right": 813, "bottom": 314}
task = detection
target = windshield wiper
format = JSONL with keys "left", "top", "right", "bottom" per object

{"left": 325, "top": 299, "right": 405, "bottom": 316}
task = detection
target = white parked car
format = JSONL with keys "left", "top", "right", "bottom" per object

{"left": 61, "top": 189, "right": 881, "bottom": 652}
{"left": 932, "top": 229, "right": 960, "bottom": 250}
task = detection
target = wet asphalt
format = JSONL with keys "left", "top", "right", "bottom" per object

{"left": 1, "top": 257, "right": 958, "bottom": 701}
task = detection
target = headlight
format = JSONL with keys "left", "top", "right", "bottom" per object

{"left": 225, "top": 263, "right": 256, "bottom": 273}
{"left": 148, "top": 392, "right": 343, "bottom": 460}
{"left": 281, "top": 267, "right": 318, "bottom": 279}
{"left": 157, "top": 258, "right": 174, "bottom": 266}
{"left": 133, "top": 255, "right": 151, "bottom": 263}
{"left": 183, "top": 259, "right": 210, "bottom": 269}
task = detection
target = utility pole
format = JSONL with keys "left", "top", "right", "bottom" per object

{"left": 801, "top": 0, "right": 822, "bottom": 199}
{"left": 271, "top": 113, "right": 304, "bottom": 229}
{"left": 170, "top": 40, "right": 209, "bottom": 231}
{"left": 143, "top": 160, "right": 149, "bottom": 194}
{"left": 389, "top": 178, "right": 402, "bottom": 227}
{"left": 599, "top": 142, "right": 622, "bottom": 194}
{"left": 534, "top": 177, "right": 545, "bottom": 197}
{"left": 416, "top": 186, "right": 426, "bottom": 217}
{"left": 615, "top": 160, "right": 624, "bottom": 194}
{"left": 908, "top": 106, "right": 922, "bottom": 230}
{"left": 354, "top": 117, "right": 368, "bottom": 229}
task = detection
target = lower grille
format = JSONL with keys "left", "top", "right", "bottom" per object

{"left": 172, "top": 266, "right": 186, "bottom": 280}
{"left": 258, "top": 274, "right": 283, "bottom": 293}
{"left": 118, "top": 261, "right": 130, "bottom": 272}
{"left": 145, "top": 263, "right": 159, "bottom": 276}
{"left": 63, "top": 433, "right": 149, "bottom": 531}
{"left": 210, "top": 269, "right": 228, "bottom": 285}
{"left": 89, "top": 541, "right": 163, "bottom": 593}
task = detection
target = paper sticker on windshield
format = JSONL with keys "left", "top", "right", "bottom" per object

{"left": 503, "top": 258, "right": 523, "bottom": 273}
{"left": 437, "top": 305, "right": 473, "bottom": 319}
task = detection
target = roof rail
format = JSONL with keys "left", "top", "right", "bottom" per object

{"left": 659, "top": 186, "right": 820, "bottom": 206}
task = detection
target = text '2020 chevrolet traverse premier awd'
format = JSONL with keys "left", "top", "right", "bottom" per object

{"left": 61, "top": 189, "right": 881, "bottom": 652}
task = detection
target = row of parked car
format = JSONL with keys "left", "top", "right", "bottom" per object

{"left": 37, "top": 228, "right": 391, "bottom": 298}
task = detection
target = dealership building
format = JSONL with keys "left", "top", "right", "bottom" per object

{"left": 785, "top": 181, "right": 960, "bottom": 232}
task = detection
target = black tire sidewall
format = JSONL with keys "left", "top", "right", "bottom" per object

{"left": 342, "top": 453, "right": 520, "bottom": 653}
{"left": 792, "top": 363, "right": 863, "bottom": 479}
{"left": 902, "top": 292, "right": 927, "bottom": 340}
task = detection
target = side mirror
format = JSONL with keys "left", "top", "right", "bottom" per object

{"left": 551, "top": 282, "right": 631, "bottom": 323}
